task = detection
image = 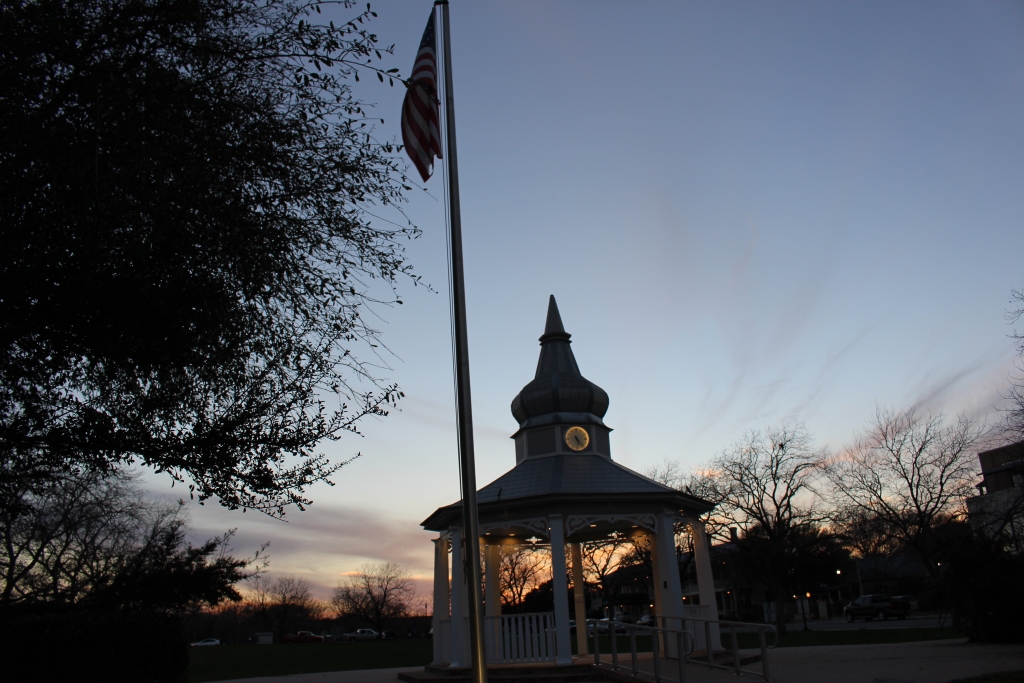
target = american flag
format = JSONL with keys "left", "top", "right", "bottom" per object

{"left": 401, "top": 11, "right": 443, "bottom": 182}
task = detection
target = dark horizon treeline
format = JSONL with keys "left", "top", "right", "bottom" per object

{"left": 0, "top": 469, "right": 254, "bottom": 683}
{"left": 185, "top": 568, "right": 427, "bottom": 644}
{"left": 185, "top": 598, "right": 432, "bottom": 645}
{"left": 0, "top": 468, "right": 430, "bottom": 678}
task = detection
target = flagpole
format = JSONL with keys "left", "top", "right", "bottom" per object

{"left": 436, "top": 2, "right": 488, "bottom": 681}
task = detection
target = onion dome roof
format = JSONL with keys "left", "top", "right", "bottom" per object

{"left": 510, "top": 296, "right": 609, "bottom": 425}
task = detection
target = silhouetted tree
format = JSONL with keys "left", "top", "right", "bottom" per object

{"left": 580, "top": 534, "right": 632, "bottom": 615}
{"left": 0, "top": 468, "right": 251, "bottom": 611}
{"left": 646, "top": 459, "right": 726, "bottom": 541}
{"left": 943, "top": 529, "right": 1024, "bottom": 643}
{"left": 0, "top": 467, "right": 252, "bottom": 682}
{"left": 331, "top": 562, "right": 413, "bottom": 632}
{"left": 825, "top": 408, "right": 985, "bottom": 575}
{"left": 498, "top": 546, "right": 547, "bottom": 612}
{"left": 251, "top": 574, "right": 325, "bottom": 637}
{"left": 830, "top": 506, "right": 903, "bottom": 560}
{"left": 704, "top": 424, "right": 827, "bottom": 633}
{"left": 0, "top": 0, "right": 414, "bottom": 517}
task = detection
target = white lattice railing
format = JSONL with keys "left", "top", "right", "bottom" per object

{"left": 483, "top": 612, "right": 557, "bottom": 664}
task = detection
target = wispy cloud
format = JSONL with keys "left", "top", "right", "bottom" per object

{"left": 150, "top": 493, "right": 440, "bottom": 598}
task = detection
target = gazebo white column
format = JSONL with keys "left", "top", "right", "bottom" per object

{"left": 449, "top": 528, "right": 471, "bottom": 668}
{"left": 646, "top": 531, "right": 664, "bottom": 623}
{"left": 653, "top": 514, "right": 685, "bottom": 658}
{"left": 431, "top": 536, "right": 451, "bottom": 665}
{"left": 548, "top": 514, "right": 572, "bottom": 665}
{"left": 570, "top": 542, "right": 588, "bottom": 655}
{"left": 689, "top": 519, "right": 721, "bottom": 650}
{"left": 484, "top": 543, "right": 501, "bottom": 617}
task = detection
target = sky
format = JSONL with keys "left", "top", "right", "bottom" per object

{"left": 143, "top": 1, "right": 1024, "bottom": 600}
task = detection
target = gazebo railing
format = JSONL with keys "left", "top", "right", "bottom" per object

{"left": 484, "top": 612, "right": 557, "bottom": 664}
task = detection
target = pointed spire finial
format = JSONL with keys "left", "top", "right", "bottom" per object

{"left": 511, "top": 295, "right": 609, "bottom": 424}
{"left": 545, "top": 295, "right": 564, "bottom": 334}
{"left": 540, "top": 295, "right": 570, "bottom": 342}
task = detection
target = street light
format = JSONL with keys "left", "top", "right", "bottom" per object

{"left": 802, "top": 592, "right": 811, "bottom": 631}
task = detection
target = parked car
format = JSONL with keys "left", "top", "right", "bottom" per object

{"left": 191, "top": 638, "right": 221, "bottom": 647}
{"left": 587, "top": 618, "right": 627, "bottom": 635}
{"left": 282, "top": 631, "right": 325, "bottom": 643}
{"left": 635, "top": 615, "right": 656, "bottom": 627}
{"left": 341, "top": 628, "right": 379, "bottom": 642}
{"left": 893, "top": 595, "right": 919, "bottom": 611}
{"left": 843, "top": 594, "right": 909, "bottom": 622}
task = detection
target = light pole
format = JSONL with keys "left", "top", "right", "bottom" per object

{"left": 802, "top": 592, "right": 811, "bottom": 631}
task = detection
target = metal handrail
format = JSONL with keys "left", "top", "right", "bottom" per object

{"left": 585, "top": 618, "right": 694, "bottom": 683}
{"left": 656, "top": 614, "right": 779, "bottom": 648}
{"left": 656, "top": 614, "right": 777, "bottom": 680}
{"left": 586, "top": 616, "right": 777, "bottom": 681}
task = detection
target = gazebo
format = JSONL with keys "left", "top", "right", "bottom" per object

{"left": 425, "top": 297, "right": 720, "bottom": 668}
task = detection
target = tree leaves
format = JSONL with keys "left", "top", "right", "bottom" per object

{"left": 0, "top": 0, "right": 417, "bottom": 517}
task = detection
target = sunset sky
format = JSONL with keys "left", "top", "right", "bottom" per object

{"left": 143, "top": 0, "right": 1024, "bottom": 600}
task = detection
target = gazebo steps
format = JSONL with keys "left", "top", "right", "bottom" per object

{"left": 397, "top": 664, "right": 617, "bottom": 683}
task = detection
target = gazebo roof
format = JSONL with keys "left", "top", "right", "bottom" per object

{"left": 510, "top": 296, "right": 609, "bottom": 428}
{"left": 421, "top": 452, "right": 714, "bottom": 532}
{"left": 477, "top": 453, "right": 680, "bottom": 502}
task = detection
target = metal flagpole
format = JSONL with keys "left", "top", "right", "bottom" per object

{"left": 436, "top": 2, "right": 488, "bottom": 682}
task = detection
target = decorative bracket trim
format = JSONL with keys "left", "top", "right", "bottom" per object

{"left": 564, "top": 513, "right": 660, "bottom": 537}
{"left": 478, "top": 517, "right": 550, "bottom": 538}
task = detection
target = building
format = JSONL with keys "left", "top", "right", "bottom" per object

{"left": 966, "top": 440, "right": 1024, "bottom": 551}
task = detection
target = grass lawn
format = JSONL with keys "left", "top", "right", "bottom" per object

{"left": 188, "top": 640, "right": 433, "bottom": 683}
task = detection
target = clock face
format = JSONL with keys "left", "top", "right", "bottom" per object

{"left": 565, "top": 426, "right": 590, "bottom": 451}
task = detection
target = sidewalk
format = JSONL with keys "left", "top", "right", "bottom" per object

{"left": 762, "top": 638, "right": 1024, "bottom": 683}
{"left": 207, "top": 639, "right": 1024, "bottom": 683}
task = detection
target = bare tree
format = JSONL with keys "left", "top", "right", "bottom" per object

{"left": 646, "top": 459, "right": 726, "bottom": 541}
{"left": 825, "top": 407, "right": 985, "bottom": 573}
{"left": 331, "top": 562, "right": 414, "bottom": 632}
{"left": 711, "top": 425, "right": 824, "bottom": 535}
{"left": 0, "top": 469, "right": 144, "bottom": 606}
{"left": 250, "top": 574, "right": 325, "bottom": 637}
{"left": 0, "top": 467, "right": 254, "bottom": 616}
{"left": 709, "top": 424, "right": 827, "bottom": 633}
{"left": 578, "top": 535, "right": 634, "bottom": 615}
{"left": 645, "top": 458, "right": 687, "bottom": 491}
{"left": 498, "top": 546, "right": 546, "bottom": 612}
{"left": 831, "top": 506, "right": 903, "bottom": 559}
